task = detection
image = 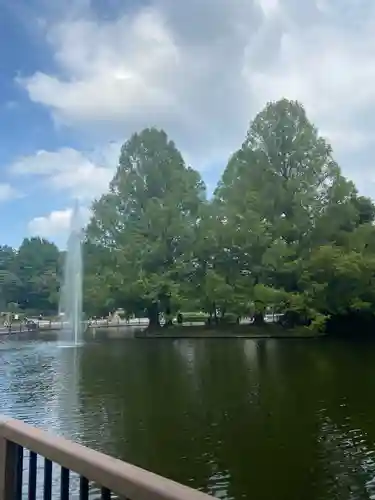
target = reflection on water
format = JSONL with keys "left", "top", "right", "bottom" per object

{"left": 0, "top": 332, "right": 375, "bottom": 500}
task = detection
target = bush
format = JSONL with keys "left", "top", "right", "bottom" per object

{"left": 278, "top": 309, "right": 311, "bottom": 328}
{"left": 179, "top": 311, "right": 207, "bottom": 323}
{"left": 219, "top": 312, "right": 239, "bottom": 324}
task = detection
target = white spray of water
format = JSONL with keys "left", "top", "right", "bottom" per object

{"left": 59, "top": 201, "right": 83, "bottom": 345}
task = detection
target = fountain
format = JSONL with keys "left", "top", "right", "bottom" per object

{"left": 59, "top": 200, "right": 83, "bottom": 345}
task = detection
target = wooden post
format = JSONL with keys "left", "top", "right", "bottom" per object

{"left": 0, "top": 437, "right": 23, "bottom": 500}
{"left": 0, "top": 435, "right": 6, "bottom": 499}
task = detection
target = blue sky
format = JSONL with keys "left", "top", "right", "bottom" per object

{"left": 1, "top": 0, "right": 375, "bottom": 249}
{"left": 0, "top": 0, "right": 87, "bottom": 247}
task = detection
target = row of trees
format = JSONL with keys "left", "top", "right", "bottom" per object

{"left": 2, "top": 99, "right": 375, "bottom": 333}
{"left": 84, "top": 99, "right": 375, "bottom": 333}
{"left": 0, "top": 238, "right": 62, "bottom": 315}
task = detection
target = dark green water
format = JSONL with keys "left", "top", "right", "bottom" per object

{"left": 1, "top": 331, "right": 375, "bottom": 500}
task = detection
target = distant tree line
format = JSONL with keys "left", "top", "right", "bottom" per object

{"left": 0, "top": 238, "right": 62, "bottom": 316}
{"left": 2, "top": 99, "right": 375, "bottom": 334}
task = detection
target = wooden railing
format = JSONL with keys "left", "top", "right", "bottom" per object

{"left": 0, "top": 416, "right": 214, "bottom": 500}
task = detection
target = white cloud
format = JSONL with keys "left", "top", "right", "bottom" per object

{"left": 22, "top": 8, "right": 179, "bottom": 120}
{"left": 256, "top": 0, "right": 280, "bottom": 17}
{"left": 28, "top": 206, "right": 91, "bottom": 239}
{"left": 13, "top": 0, "right": 375, "bottom": 245}
{"left": 0, "top": 183, "right": 21, "bottom": 202}
{"left": 18, "top": 0, "right": 375, "bottom": 185}
{"left": 19, "top": 1, "right": 263, "bottom": 166}
{"left": 10, "top": 144, "right": 119, "bottom": 201}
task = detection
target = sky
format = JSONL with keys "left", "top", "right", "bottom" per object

{"left": 1, "top": 0, "right": 375, "bottom": 249}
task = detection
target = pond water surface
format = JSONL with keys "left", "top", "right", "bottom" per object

{"left": 1, "top": 330, "right": 375, "bottom": 500}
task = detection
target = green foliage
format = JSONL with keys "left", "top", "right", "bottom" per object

{"left": 14, "top": 238, "right": 61, "bottom": 313}
{"left": 3, "top": 100, "right": 375, "bottom": 335}
{"left": 0, "top": 239, "right": 60, "bottom": 314}
{"left": 86, "top": 128, "right": 206, "bottom": 326}
{"left": 179, "top": 311, "right": 208, "bottom": 323}
{"left": 80, "top": 105, "right": 375, "bottom": 333}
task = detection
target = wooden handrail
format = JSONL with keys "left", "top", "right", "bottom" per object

{"left": 0, "top": 416, "right": 214, "bottom": 500}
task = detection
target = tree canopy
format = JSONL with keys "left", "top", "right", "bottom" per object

{"left": 0, "top": 238, "right": 61, "bottom": 315}
{"left": 86, "top": 128, "right": 206, "bottom": 326}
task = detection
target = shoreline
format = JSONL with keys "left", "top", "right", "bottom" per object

{"left": 135, "top": 333, "right": 323, "bottom": 339}
{"left": 135, "top": 324, "right": 325, "bottom": 339}
{"left": 0, "top": 322, "right": 326, "bottom": 339}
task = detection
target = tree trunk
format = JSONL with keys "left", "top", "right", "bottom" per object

{"left": 213, "top": 302, "right": 219, "bottom": 326}
{"left": 147, "top": 302, "right": 160, "bottom": 329}
{"left": 221, "top": 307, "right": 226, "bottom": 324}
{"left": 253, "top": 312, "right": 265, "bottom": 326}
{"left": 164, "top": 298, "right": 173, "bottom": 328}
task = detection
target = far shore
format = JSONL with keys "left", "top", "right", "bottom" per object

{"left": 0, "top": 319, "right": 326, "bottom": 339}
{"left": 136, "top": 323, "right": 325, "bottom": 339}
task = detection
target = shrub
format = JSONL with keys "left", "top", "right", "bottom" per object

{"left": 179, "top": 311, "right": 207, "bottom": 323}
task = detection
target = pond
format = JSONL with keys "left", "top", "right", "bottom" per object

{"left": 1, "top": 330, "right": 375, "bottom": 500}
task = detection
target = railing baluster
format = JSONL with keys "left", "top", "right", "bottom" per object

{"left": 101, "top": 486, "right": 111, "bottom": 499}
{"left": 43, "top": 458, "right": 52, "bottom": 500}
{"left": 15, "top": 444, "right": 23, "bottom": 500}
{"left": 79, "top": 476, "right": 89, "bottom": 500}
{"left": 60, "top": 466, "right": 70, "bottom": 499}
{"left": 28, "top": 451, "right": 37, "bottom": 500}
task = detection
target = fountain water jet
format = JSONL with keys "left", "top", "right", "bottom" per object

{"left": 59, "top": 201, "right": 83, "bottom": 345}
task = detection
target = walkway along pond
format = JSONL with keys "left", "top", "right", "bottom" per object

{"left": 0, "top": 318, "right": 149, "bottom": 335}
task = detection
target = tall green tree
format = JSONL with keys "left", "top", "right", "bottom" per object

{"left": 86, "top": 128, "right": 205, "bottom": 327}
{"left": 216, "top": 99, "right": 355, "bottom": 245}
{"left": 13, "top": 237, "right": 61, "bottom": 313}
{"left": 211, "top": 99, "right": 369, "bottom": 325}
{"left": 0, "top": 245, "right": 19, "bottom": 311}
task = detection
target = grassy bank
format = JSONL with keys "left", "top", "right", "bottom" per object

{"left": 138, "top": 323, "right": 324, "bottom": 339}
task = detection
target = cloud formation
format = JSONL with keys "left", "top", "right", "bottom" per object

{"left": 28, "top": 206, "right": 91, "bottom": 239}
{"left": 19, "top": 0, "right": 375, "bottom": 236}
{"left": 10, "top": 143, "right": 119, "bottom": 201}
{"left": 0, "top": 183, "right": 21, "bottom": 202}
